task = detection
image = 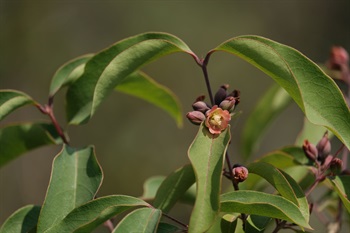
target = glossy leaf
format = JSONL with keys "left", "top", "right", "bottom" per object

{"left": 66, "top": 32, "right": 195, "bottom": 125}
{"left": 49, "top": 54, "right": 93, "bottom": 97}
{"left": 0, "top": 205, "right": 41, "bottom": 233}
{"left": 140, "top": 176, "right": 165, "bottom": 200}
{"left": 0, "top": 90, "right": 36, "bottom": 121}
{"left": 188, "top": 124, "right": 231, "bottom": 232}
{"left": 221, "top": 190, "right": 312, "bottom": 229}
{"left": 241, "top": 84, "right": 292, "bottom": 158}
{"left": 248, "top": 162, "right": 310, "bottom": 222}
{"left": 37, "top": 145, "right": 102, "bottom": 232}
{"left": 112, "top": 207, "right": 161, "bottom": 233}
{"left": 153, "top": 164, "right": 195, "bottom": 212}
{"left": 116, "top": 70, "right": 183, "bottom": 127}
{"left": 45, "top": 195, "right": 149, "bottom": 233}
{"left": 210, "top": 35, "right": 350, "bottom": 150}
{"left": 328, "top": 175, "right": 350, "bottom": 212}
{"left": 0, "top": 122, "right": 62, "bottom": 167}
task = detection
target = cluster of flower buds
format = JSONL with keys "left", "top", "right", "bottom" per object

{"left": 303, "top": 132, "right": 331, "bottom": 165}
{"left": 186, "top": 84, "right": 240, "bottom": 135}
{"left": 303, "top": 132, "right": 343, "bottom": 176}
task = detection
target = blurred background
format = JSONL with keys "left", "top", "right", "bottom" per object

{"left": 1, "top": 0, "right": 349, "bottom": 232}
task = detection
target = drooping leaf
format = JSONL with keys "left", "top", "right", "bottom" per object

{"left": 45, "top": 195, "right": 149, "bottom": 233}
{"left": 112, "top": 207, "right": 161, "bottom": 233}
{"left": 66, "top": 32, "right": 195, "bottom": 125}
{"left": 209, "top": 35, "right": 350, "bottom": 150}
{"left": 220, "top": 190, "right": 312, "bottom": 229}
{"left": 328, "top": 175, "right": 350, "bottom": 212}
{"left": 188, "top": 124, "right": 231, "bottom": 232}
{"left": 0, "top": 90, "right": 36, "bottom": 121}
{"left": 0, "top": 205, "right": 41, "bottom": 233}
{"left": 37, "top": 145, "right": 102, "bottom": 232}
{"left": 153, "top": 164, "right": 195, "bottom": 213}
{"left": 156, "top": 222, "right": 184, "bottom": 233}
{"left": 0, "top": 122, "right": 62, "bottom": 167}
{"left": 49, "top": 54, "right": 93, "bottom": 97}
{"left": 248, "top": 162, "right": 310, "bottom": 222}
{"left": 140, "top": 176, "right": 165, "bottom": 200}
{"left": 245, "top": 215, "right": 271, "bottom": 233}
{"left": 295, "top": 117, "right": 333, "bottom": 146}
{"left": 241, "top": 84, "right": 292, "bottom": 158}
{"left": 116, "top": 70, "right": 183, "bottom": 127}
{"left": 257, "top": 150, "right": 302, "bottom": 169}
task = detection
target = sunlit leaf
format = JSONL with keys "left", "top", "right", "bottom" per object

{"left": 49, "top": 54, "right": 93, "bottom": 97}
{"left": 188, "top": 124, "right": 231, "bottom": 232}
{"left": 221, "top": 190, "right": 312, "bottom": 229}
{"left": 210, "top": 35, "right": 350, "bottom": 150}
{"left": 0, "top": 205, "right": 40, "bottom": 233}
{"left": 37, "top": 145, "right": 102, "bottom": 232}
{"left": 0, "top": 122, "right": 62, "bottom": 167}
{"left": 0, "top": 90, "right": 36, "bottom": 121}
{"left": 66, "top": 32, "right": 195, "bottom": 125}
{"left": 328, "top": 175, "right": 350, "bottom": 212}
{"left": 112, "top": 207, "right": 161, "bottom": 233}
{"left": 45, "top": 195, "right": 149, "bottom": 233}
{"left": 241, "top": 84, "right": 292, "bottom": 158}
{"left": 153, "top": 164, "right": 195, "bottom": 212}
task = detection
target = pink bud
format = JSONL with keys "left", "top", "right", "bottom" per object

{"left": 232, "top": 165, "right": 249, "bottom": 182}
{"left": 186, "top": 111, "right": 206, "bottom": 125}
{"left": 303, "top": 140, "right": 318, "bottom": 162}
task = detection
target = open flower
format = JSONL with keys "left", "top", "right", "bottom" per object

{"left": 205, "top": 106, "right": 231, "bottom": 134}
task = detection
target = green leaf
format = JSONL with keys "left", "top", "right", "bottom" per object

{"left": 188, "top": 124, "right": 231, "bottom": 232}
{"left": 245, "top": 215, "right": 271, "bottom": 233}
{"left": 210, "top": 35, "right": 350, "bottom": 150}
{"left": 140, "top": 176, "right": 165, "bottom": 200}
{"left": 0, "top": 90, "right": 36, "bottom": 121}
{"left": 112, "top": 207, "right": 161, "bottom": 233}
{"left": 248, "top": 162, "right": 310, "bottom": 222}
{"left": 37, "top": 145, "right": 102, "bottom": 233}
{"left": 49, "top": 54, "right": 93, "bottom": 97}
{"left": 66, "top": 32, "right": 195, "bottom": 125}
{"left": 221, "top": 190, "right": 312, "bottom": 229}
{"left": 45, "top": 195, "right": 149, "bottom": 233}
{"left": 156, "top": 222, "right": 183, "bottom": 233}
{"left": 0, "top": 205, "right": 41, "bottom": 233}
{"left": 328, "top": 175, "right": 350, "bottom": 212}
{"left": 241, "top": 84, "right": 292, "bottom": 158}
{"left": 153, "top": 164, "right": 195, "bottom": 212}
{"left": 0, "top": 122, "right": 62, "bottom": 167}
{"left": 116, "top": 70, "right": 183, "bottom": 127}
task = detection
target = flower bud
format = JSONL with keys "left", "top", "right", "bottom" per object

{"left": 327, "top": 46, "right": 349, "bottom": 70}
{"left": 228, "top": 89, "right": 241, "bottom": 106}
{"left": 219, "top": 96, "right": 236, "bottom": 112}
{"left": 214, "top": 85, "right": 228, "bottom": 105}
{"left": 316, "top": 132, "right": 331, "bottom": 163}
{"left": 232, "top": 165, "right": 249, "bottom": 183}
{"left": 186, "top": 111, "right": 206, "bottom": 125}
{"left": 303, "top": 140, "right": 318, "bottom": 162}
{"left": 329, "top": 158, "right": 343, "bottom": 176}
{"left": 192, "top": 101, "right": 210, "bottom": 113}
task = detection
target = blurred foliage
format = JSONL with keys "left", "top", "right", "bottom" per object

{"left": 0, "top": 1, "right": 349, "bottom": 232}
